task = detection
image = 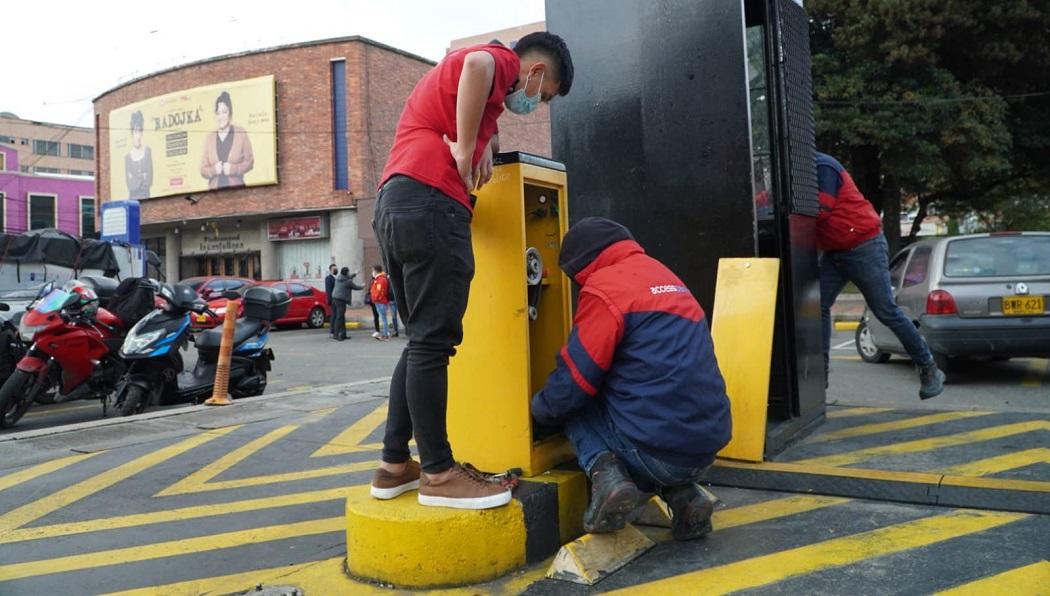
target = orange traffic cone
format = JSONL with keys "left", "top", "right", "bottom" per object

{"left": 204, "top": 299, "right": 239, "bottom": 406}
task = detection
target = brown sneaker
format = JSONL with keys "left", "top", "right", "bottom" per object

{"left": 370, "top": 460, "right": 421, "bottom": 500}
{"left": 417, "top": 463, "right": 513, "bottom": 510}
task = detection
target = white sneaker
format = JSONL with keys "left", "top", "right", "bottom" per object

{"left": 371, "top": 331, "right": 380, "bottom": 338}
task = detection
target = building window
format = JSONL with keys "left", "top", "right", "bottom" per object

{"left": 0, "top": 152, "right": 5, "bottom": 171}
{"left": 0, "top": 192, "right": 5, "bottom": 232}
{"left": 68, "top": 169, "right": 95, "bottom": 177}
{"left": 68, "top": 143, "right": 94, "bottom": 160}
{"left": 331, "top": 59, "right": 349, "bottom": 190}
{"left": 28, "top": 193, "right": 56, "bottom": 230}
{"left": 80, "top": 196, "right": 97, "bottom": 237}
{"left": 0, "top": 135, "right": 15, "bottom": 144}
{"left": 32, "top": 140, "right": 59, "bottom": 156}
{"left": 34, "top": 166, "right": 60, "bottom": 174}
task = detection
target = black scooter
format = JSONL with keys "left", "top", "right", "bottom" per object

{"left": 109, "top": 282, "right": 289, "bottom": 415}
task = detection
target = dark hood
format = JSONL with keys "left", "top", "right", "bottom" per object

{"left": 559, "top": 217, "right": 635, "bottom": 281}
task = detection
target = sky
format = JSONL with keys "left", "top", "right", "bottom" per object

{"left": 5, "top": 0, "right": 546, "bottom": 127}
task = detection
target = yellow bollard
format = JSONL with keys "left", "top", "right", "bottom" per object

{"left": 204, "top": 299, "right": 238, "bottom": 406}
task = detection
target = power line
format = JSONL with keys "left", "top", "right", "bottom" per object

{"left": 815, "top": 90, "right": 1050, "bottom": 106}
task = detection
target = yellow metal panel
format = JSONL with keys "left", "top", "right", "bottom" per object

{"left": 447, "top": 161, "right": 574, "bottom": 476}
{"left": 711, "top": 258, "right": 780, "bottom": 462}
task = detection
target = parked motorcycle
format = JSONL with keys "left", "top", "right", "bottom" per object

{"left": 0, "top": 302, "right": 28, "bottom": 386}
{"left": 0, "top": 282, "right": 126, "bottom": 428}
{"left": 109, "top": 282, "right": 289, "bottom": 416}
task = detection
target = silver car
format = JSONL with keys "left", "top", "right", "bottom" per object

{"left": 855, "top": 232, "right": 1050, "bottom": 376}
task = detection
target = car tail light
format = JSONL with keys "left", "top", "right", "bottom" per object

{"left": 927, "top": 290, "right": 958, "bottom": 315}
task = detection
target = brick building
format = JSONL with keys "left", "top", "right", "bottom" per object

{"left": 93, "top": 37, "right": 433, "bottom": 286}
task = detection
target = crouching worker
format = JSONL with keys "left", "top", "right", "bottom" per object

{"left": 531, "top": 217, "right": 732, "bottom": 540}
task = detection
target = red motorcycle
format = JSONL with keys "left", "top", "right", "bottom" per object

{"left": 0, "top": 283, "right": 126, "bottom": 428}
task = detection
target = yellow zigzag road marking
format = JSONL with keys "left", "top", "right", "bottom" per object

{"left": 99, "top": 495, "right": 849, "bottom": 594}
{"left": 935, "top": 560, "right": 1050, "bottom": 595}
{"left": 814, "top": 411, "right": 993, "bottom": 442}
{"left": 311, "top": 400, "right": 387, "bottom": 457}
{"left": 616, "top": 510, "right": 1029, "bottom": 595}
{"left": 0, "top": 427, "right": 238, "bottom": 534}
{"left": 0, "top": 452, "right": 99, "bottom": 494}
{"left": 0, "top": 486, "right": 351, "bottom": 545}
{"left": 0, "top": 516, "right": 344, "bottom": 582}
{"left": 939, "top": 448, "right": 1050, "bottom": 477}
{"left": 794, "top": 420, "right": 1050, "bottom": 467}
{"left": 825, "top": 407, "right": 894, "bottom": 419}
{"left": 157, "top": 408, "right": 341, "bottom": 496}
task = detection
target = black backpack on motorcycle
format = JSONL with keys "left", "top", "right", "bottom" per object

{"left": 105, "top": 278, "right": 156, "bottom": 329}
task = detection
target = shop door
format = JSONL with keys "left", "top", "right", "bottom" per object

{"left": 277, "top": 239, "right": 331, "bottom": 284}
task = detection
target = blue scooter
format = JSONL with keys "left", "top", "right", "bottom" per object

{"left": 109, "top": 281, "right": 289, "bottom": 416}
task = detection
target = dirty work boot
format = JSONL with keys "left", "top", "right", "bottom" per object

{"left": 417, "top": 463, "right": 512, "bottom": 510}
{"left": 370, "top": 460, "right": 421, "bottom": 499}
{"left": 583, "top": 453, "right": 650, "bottom": 534}
{"left": 660, "top": 484, "right": 715, "bottom": 541}
{"left": 918, "top": 362, "right": 945, "bottom": 400}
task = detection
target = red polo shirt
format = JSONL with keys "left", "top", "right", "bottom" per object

{"left": 379, "top": 43, "right": 521, "bottom": 212}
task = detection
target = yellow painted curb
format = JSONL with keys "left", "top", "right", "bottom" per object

{"left": 833, "top": 320, "right": 860, "bottom": 331}
{"left": 345, "top": 485, "right": 527, "bottom": 588}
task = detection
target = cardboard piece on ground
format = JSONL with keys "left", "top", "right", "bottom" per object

{"left": 546, "top": 524, "right": 655, "bottom": 585}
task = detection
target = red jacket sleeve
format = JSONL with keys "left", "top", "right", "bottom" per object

{"left": 531, "top": 287, "right": 624, "bottom": 424}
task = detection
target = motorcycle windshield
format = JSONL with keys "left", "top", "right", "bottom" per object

{"left": 33, "top": 289, "right": 72, "bottom": 314}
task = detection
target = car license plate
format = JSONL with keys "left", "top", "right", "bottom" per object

{"left": 1002, "top": 295, "right": 1044, "bottom": 316}
{"left": 196, "top": 314, "right": 208, "bottom": 323}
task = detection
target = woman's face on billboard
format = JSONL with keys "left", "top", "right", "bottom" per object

{"left": 131, "top": 128, "right": 143, "bottom": 148}
{"left": 215, "top": 102, "right": 231, "bottom": 130}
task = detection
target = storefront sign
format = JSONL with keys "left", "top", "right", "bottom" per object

{"left": 181, "top": 227, "right": 261, "bottom": 256}
{"left": 267, "top": 215, "right": 327, "bottom": 241}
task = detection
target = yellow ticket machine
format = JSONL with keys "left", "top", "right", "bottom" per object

{"left": 447, "top": 152, "right": 575, "bottom": 477}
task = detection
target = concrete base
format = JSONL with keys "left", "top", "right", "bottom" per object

{"left": 344, "top": 471, "right": 588, "bottom": 589}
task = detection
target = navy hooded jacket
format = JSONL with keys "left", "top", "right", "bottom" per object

{"left": 530, "top": 218, "right": 732, "bottom": 467}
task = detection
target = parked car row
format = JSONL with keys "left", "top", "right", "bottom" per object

{"left": 182, "top": 277, "right": 331, "bottom": 330}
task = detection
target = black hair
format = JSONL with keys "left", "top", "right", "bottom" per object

{"left": 130, "top": 110, "right": 144, "bottom": 132}
{"left": 513, "top": 32, "right": 574, "bottom": 96}
{"left": 372, "top": 264, "right": 384, "bottom": 273}
{"left": 329, "top": 264, "right": 338, "bottom": 271}
{"left": 215, "top": 91, "right": 232, "bottom": 116}
{"left": 340, "top": 266, "right": 350, "bottom": 276}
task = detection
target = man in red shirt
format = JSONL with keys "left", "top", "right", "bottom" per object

{"left": 817, "top": 152, "right": 945, "bottom": 399}
{"left": 369, "top": 33, "right": 574, "bottom": 510}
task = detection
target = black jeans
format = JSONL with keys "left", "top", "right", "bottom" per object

{"left": 374, "top": 175, "right": 474, "bottom": 474}
{"left": 332, "top": 299, "right": 348, "bottom": 339}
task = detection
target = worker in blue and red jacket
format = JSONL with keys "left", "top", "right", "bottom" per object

{"left": 817, "top": 151, "right": 944, "bottom": 399}
{"left": 531, "top": 217, "right": 731, "bottom": 541}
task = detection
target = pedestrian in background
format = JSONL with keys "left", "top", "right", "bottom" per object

{"left": 325, "top": 264, "right": 338, "bottom": 337}
{"left": 370, "top": 265, "right": 392, "bottom": 340}
{"left": 816, "top": 152, "right": 944, "bottom": 399}
{"left": 332, "top": 267, "right": 363, "bottom": 342}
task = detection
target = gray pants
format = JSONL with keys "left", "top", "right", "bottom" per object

{"left": 332, "top": 299, "right": 348, "bottom": 339}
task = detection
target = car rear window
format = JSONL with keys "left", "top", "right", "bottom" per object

{"left": 944, "top": 236, "right": 1050, "bottom": 277}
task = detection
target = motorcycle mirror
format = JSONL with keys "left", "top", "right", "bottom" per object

{"left": 0, "top": 303, "right": 9, "bottom": 312}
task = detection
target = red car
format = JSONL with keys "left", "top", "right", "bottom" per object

{"left": 248, "top": 281, "right": 331, "bottom": 329}
{"left": 180, "top": 276, "right": 253, "bottom": 328}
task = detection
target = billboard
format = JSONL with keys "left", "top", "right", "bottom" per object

{"left": 108, "top": 75, "right": 277, "bottom": 200}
